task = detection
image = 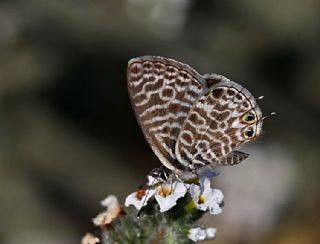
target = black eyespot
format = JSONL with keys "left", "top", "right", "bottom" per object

{"left": 244, "top": 129, "right": 254, "bottom": 138}
{"left": 242, "top": 112, "right": 256, "bottom": 124}
{"left": 246, "top": 113, "right": 255, "bottom": 121}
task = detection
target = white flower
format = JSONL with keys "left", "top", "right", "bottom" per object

{"left": 188, "top": 227, "right": 217, "bottom": 242}
{"left": 125, "top": 188, "right": 156, "bottom": 210}
{"left": 92, "top": 195, "right": 124, "bottom": 227}
{"left": 147, "top": 175, "right": 164, "bottom": 186}
{"left": 190, "top": 177, "right": 224, "bottom": 215}
{"left": 101, "top": 195, "right": 118, "bottom": 208}
{"left": 188, "top": 227, "right": 206, "bottom": 242}
{"left": 154, "top": 181, "right": 187, "bottom": 212}
{"left": 81, "top": 233, "right": 100, "bottom": 244}
{"left": 205, "top": 227, "right": 217, "bottom": 240}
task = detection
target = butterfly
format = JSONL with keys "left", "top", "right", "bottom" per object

{"left": 127, "top": 56, "right": 263, "bottom": 181}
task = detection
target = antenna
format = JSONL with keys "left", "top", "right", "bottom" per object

{"left": 261, "top": 111, "right": 276, "bottom": 121}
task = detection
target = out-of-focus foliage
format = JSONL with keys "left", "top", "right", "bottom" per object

{"left": 0, "top": 0, "right": 319, "bottom": 243}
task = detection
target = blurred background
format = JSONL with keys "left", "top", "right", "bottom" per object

{"left": 0, "top": 0, "right": 319, "bottom": 243}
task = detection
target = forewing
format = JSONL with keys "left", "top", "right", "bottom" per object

{"left": 127, "top": 56, "right": 207, "bottom": 170}
{"left": 175, "top": 81, "right": 262, "bottom": 170}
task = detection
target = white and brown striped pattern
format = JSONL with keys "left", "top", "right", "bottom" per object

{"left": 127, "top": 56, "right": 263, "bottom": 180}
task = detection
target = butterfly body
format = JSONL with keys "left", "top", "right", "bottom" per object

{"left": 127, "top": 56, "right": 263, "bottom": 180}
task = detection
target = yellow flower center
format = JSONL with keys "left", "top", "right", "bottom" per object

{"left": 198, "top": 195, "right": 205, "bottom": 204}
{"left": 158, "top": 186, "right": 173, "bottom": 197}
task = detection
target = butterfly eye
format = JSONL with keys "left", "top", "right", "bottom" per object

{"left": 244, "top": 128, "right": 254, "bottom": 139}
{"left": 242, "top": 112, "right": 256, "bottom": 124}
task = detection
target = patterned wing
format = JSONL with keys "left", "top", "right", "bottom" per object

{"left": 218, "top": 150, "right": 249, "bottom": 165}
{"left": 175, "top": 78, "right": 263, "bottom": 171}
{"left": 127, "top": 56, "right": 208, "bottom": 171}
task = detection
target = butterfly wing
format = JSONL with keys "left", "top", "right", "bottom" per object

{"left": 218, "top": 150, "right": 250, "bottom": 165}
{"left": 127, "top": 56, "right": 208, "bottom": 171}
{"left": 175, "top": 79, "right": 263, "bottom": 171}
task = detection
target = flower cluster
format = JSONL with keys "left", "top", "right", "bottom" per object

{"left": 125, "top": 175, "right": 223, "bottom": 216}
{"left": 125, "top": 174, "right": 223, "bottom": 242}
{"left": 82, "top": 172, "right": 224, "bottom": 243}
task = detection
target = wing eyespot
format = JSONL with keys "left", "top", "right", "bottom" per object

{"left": 243, "top": 128, "right": 255, "bottom": 139}
{"left": 242, "top": 112, "right": 256, "bottom": 124}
